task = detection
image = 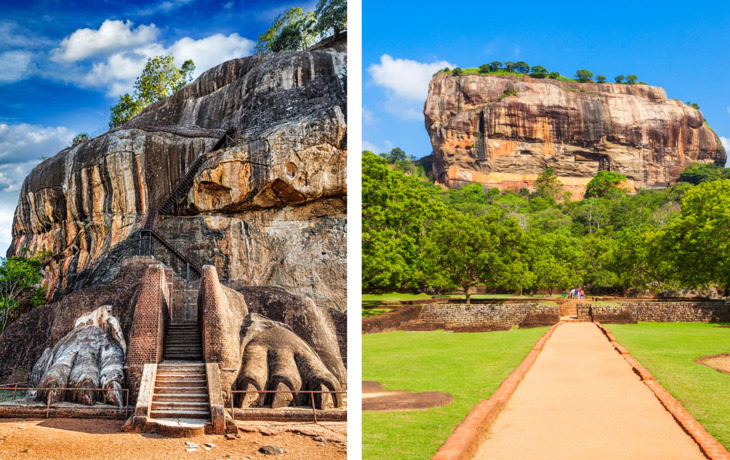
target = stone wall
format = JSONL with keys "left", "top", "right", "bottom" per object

{"left": 125, "top": 264, "right": 170, "bottom": 403}
{"left": 618, "top": 301, "right": 730, "bottom": 322}
{"left": 590, "top": 305, "right": 636, "bottom": 324}
{"left": 418, "top": 303, "right": 560, "bottom": 329}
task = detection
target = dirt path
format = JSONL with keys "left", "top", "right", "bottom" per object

{"left": 0, "top": 419, "right": 346, "bottom": 459}
{"left": 475, "top": 322, "right": 705, "bottom": 460}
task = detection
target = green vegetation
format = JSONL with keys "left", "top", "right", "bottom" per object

{"left": 363, "top": 150, "right": 730, "bottom": 297}
{"left": 436, "top": 62, "right": 645, "bottom": 85}
{"left": 0, "top": 248, "right": 47, "bottom": 333}
{"left": 362, "top": 328, "right": 547, "bottom": 459}
{"left": 71, "top": 133, "right": 89, "bottom": 146}
{"left": 362, "top": 308, "right": 393, "bottom": 317}
{"left": 109, "top": 55, "right": 194, "bottom": 128}
{"left": 256, "top": 0, "right": 346, "bottom": 54}
{"left": 607, "top": 323, "right": 730, "bottom": 448}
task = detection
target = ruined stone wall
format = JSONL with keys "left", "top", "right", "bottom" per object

{"left": 419, "top": 303, "right": 559, "bottom": 329}
{"left": 618, "top": 301, "right": 730, "bottom": 322}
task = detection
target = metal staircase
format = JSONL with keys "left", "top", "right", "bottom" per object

{"left": 139, "top": 129, "right": 240, "bottom": 279}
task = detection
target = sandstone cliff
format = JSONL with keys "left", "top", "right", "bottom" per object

{"left": 424, "top": 73, "right": 726, "bottom": 196}
{"left": 9, "top": 39, "right": 347, "bottom": 311}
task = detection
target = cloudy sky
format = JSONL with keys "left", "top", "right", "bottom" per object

{"left": 0, "top": 0, "right": 314, "bottom": 254}
{"left": 362, "top": 0, "right": 730, "bottom": 161}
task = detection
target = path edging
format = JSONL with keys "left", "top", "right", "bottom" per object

{"left": 595, "top": 322, "right": 730, "bottom": 460}
{"left": 431, "top": 322, "right": 562, "bottom": 460}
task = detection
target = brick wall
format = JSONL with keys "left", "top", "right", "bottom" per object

{"left": 419, "top": 303, "right": 559, "bottom": 329}
{"left": 124, "top": 264, "right": 170, "bottom": 403}
{"left": 618, "top": 301, "right": 730, "bottom": 322}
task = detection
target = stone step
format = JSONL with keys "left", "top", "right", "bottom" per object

{"left": 155, "top": 379, "right": 207, "bottom": 387}
{"left": 151, "top": 401, "right": 209, "bottom": 411}
{"left": 156, "top": 372, "right": 206, "bottom": 378}
{"left": 154, "top": 386, "right": 208, "bottom": 395}
{"left": 150, "top": 409, "right": 210, "bottom": 419}
{"left": 153, "top": 394, "right": 208, "bottom": 403}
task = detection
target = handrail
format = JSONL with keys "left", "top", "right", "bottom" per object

{"left": 228, "top": 389, "right": 347, "bottom": 423}
{"left": 0, "top": 385, "right": 130, "bottom": 419}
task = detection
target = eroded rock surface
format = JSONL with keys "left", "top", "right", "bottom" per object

{"left": 425, "top": 74, "right": 726, "bottom": 197}
{"left": 9, "top": 39, "right": 347, "bottom": 310}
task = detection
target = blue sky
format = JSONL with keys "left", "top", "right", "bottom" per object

{"left": 0, "top": 0, "right": 316, "bottom": 253}
{"left": 362, "top": 0, "right": 730, "bottom": 161}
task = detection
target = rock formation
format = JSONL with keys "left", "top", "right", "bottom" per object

{"left": 9, "top": 37, "right": 347, "bottom": 310}
{"left": 424, "top": 73, "right": 726, "bottom": 197}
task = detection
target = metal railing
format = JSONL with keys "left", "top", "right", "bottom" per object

{"left": 0, "top": 385, "right": 130, "bottom": 419}
{"left": 228, "top": 389, "right": 346, "bottom": 423}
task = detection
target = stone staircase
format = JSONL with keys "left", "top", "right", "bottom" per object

{"left": 150, "top": 362, "right": 210, "bottom": 420}
{"left": 163, "top": 321, "right": 203, "bottom": 361}
{"left": 560, "top": 300, "right": 578, "bottom": 319}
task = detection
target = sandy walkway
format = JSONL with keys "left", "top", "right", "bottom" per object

{"left": 0, "top": 418, "right": 346, "bottom": 459}
{"left": 475, "top": 322, "right": 705, "bottom": 460}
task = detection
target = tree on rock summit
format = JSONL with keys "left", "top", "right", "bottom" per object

{"left": 109, "top": 55, "right": 194, "bottom": 129}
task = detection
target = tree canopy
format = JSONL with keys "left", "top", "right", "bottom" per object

{"left": 0, "top": 249, "right": 47, "bottom": 333}
{"left": 109, "top": 55, "right": 194, "bottom": 128}
{"left": 314, "top": 0, "right": 347, "bottom": 40}
{"left": 255, "top": 7, "right": 316, "bottom": 54}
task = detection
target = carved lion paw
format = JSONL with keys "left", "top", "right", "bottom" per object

{"left": 232, "top": 313, "right": 342, "bottom": 410}
{"left": 30, "top": 306, "right": 126, "bottom": 407}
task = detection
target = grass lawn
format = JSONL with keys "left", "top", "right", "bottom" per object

{"left": 0, "top": 389, "right": 26, "bottom": 402}
{"left": 362, "top": 308, "right": 392, "bottom": 318}
{"left": 362, "top": 292, "right": 433, "bottom": 303}
{"left": 606, "top": 322, "right": 730, "bottom": 449}
{"left": 362, "top": 328, "right": 548, "bottom": 459}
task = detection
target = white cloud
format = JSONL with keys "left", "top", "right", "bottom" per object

{"left": 0, "top": 124, "right": 73, "bottom": 253}
{"left": 137, "top": 0, "right": 194, "bottom": 15}
{"left": 168, "top": 33, "right": 255, "bottom": 80}
{"left": 368, "top": 55, "right": 454, "bottom": 120}
{"left": 0, "top": 51, "right": 34, "bottom": 83}
{"left": 362, "top": 140, "right": 381, "bottom": 153}
{"left": 721, "top": 136, "right": 729, "bottom": 152}
{"left": 51, "top": 24, "right": 254, "bottom": 97}
{"left": 51, "top": 20, "right": 160, "bottom": 62}
{"left": 369, "top": 55, "right": 453, "bottom": 102}
{"left": 0, "top": 123, "right": 72, "bottom": 165}
{"left": 362, "top": 105, "right": 377, "bottom": 124}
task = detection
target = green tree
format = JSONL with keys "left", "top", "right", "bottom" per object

{"left": 72, "top": 133, "right": 89, "bottom": 146}
{"left": 548, "top": 72, "right": 560, "bottom": 79}
{"left": 0, "top": 249, "right": 47, "bottom": 333}
{"left": 452, "top": 67, "right": 463, "bottom": 76}
{"left": 534, "top": 167, "right": 564, "bottom": 201}
{"left": 614, "top": 75, "right": 624, "bottom": 83}
{"left": 526, "top": 232, "right": 584, "bottom": 294}
{"left": 109, "top": 55, "right": 194, "bottom": 128}
{"left": 574, "top": 69, "right": 593, "bottom": 83}
{"left": 489, "top": 61, "right": 502, "bottom": 71}
{"left": 313, "top": 0, "right": 347, "bottom": 40}
{"left": 255, "top": 7, "right": 316, "bottom": 54}
{"left": 659, "top": 180, "right": 730, "bottom": 293}
{"left": 626, "top": 74, "right": 638, "bottom": 84}
{"left": 529, "top": 65, "right": 548, "bottom": 78}
{"left": 478, "top": 64, "right": 491, "bottom": 74}
{"left": 596, "top": 75, "right": 606, "bottom": 83}
{"left": 504, "top": 61, "right": 515, "bottom": 72}
{"left": 584, "top": 171, "right": 627, "bottom": 199}
{"left": 514, "top": 61, "right": 530, "bottom": 73}
{"left": 678, "top": 162, "right": 726, "bottom": 185}
{"left": 685, "top": 101, "right": 700, "bottom": 110}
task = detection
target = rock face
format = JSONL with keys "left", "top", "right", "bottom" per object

{"left": 9, "top": 38, "right": 347, "bottom": 310}
{"left": 424, "top": 73, "right": 726, "bottom": 197}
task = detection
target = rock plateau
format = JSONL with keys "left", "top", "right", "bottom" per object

{"left": 424, "top": 73, "right": 726, "bottom": 197}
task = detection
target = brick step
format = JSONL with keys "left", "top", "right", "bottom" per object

{"left": 154, "top": 386, "right": 208, "bottom": 395}
{"left": 153, "top": 394, "right": 208, "bottom": 403}
{"left": 150, "top": 409, "right": 210, "bottom": 419}
{"left": 163, "top": 356, "right": 204, "bottom": 361}
{"left": 158, "top": 362, "right": 204, "bottom": 368}
{"left": 155, "top": 379, "right": 207, "bottom": 387}
{"left": 157, "top": 370, "right": 205, "bottom": 380}
{"left": 151, "top": 401, "right": 209, "bottom": 411}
